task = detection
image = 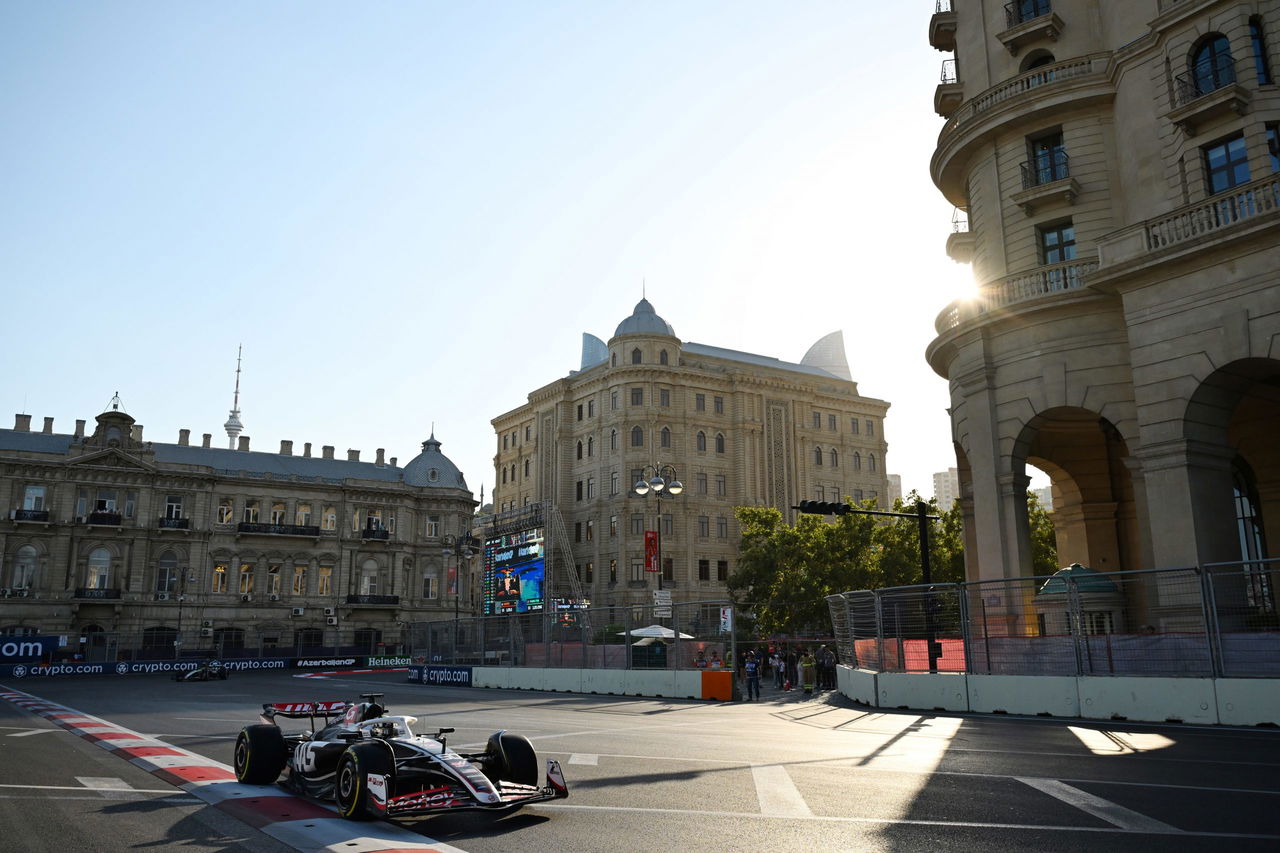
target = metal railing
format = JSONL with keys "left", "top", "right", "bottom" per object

{"left": 237, "top": 521, "right": 321, "bottom": 537}
{"left": 1145, "top": 173, "right": 1280, "bottom": 251}
{"left": 935, "top": 0, "right": 953, "bottom": 14}
{"left": 1020, "top": 150, "right": 1069, "bottom": 189}
{"left": 1174, "top": 56, "right": 1236, "bottom": 107}
{"left": 826, "top": 559, "right": 1280, "bottom": 678}
{"left": 940, "top": 58, "right": 958, "bottom": 84}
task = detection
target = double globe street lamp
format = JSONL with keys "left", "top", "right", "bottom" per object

{"left": 633, "top": 464, "right": 683, "bottom": 590}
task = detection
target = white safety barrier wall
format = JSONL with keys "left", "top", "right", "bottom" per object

{"left": 470, "top": 666, "right": 704, "bottom": 699}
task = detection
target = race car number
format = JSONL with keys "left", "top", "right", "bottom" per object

{"left": 293, "top": 742, "right": 319, "bottom": 773}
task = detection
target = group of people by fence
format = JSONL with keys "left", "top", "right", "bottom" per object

{"left": 698, "top": 643, "right": 838, "bottom": 700}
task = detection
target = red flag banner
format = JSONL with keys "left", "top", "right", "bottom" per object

{"left": 644, "top": 530, "right": 659, "bottom": 572}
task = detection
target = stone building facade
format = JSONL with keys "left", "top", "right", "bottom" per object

{"left": 491, "top": 299, "right": 891, "bottom": 607}
{"left": 925, "top": 1, "right": 1278, "bottom": 588}
{"left": 0, "top": 403, "right": 476, "bottom": 657}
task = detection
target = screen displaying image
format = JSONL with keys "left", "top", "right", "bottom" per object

{"left": 482, "top": 527, "right": 546, "bottom": 615}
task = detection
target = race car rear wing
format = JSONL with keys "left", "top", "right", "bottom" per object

{"left": 259, "top": 700, "right": 348, "bottom": 727}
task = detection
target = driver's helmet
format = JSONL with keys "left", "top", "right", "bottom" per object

{"left": 370, "top": 721, "right": 396, "bottom": 739}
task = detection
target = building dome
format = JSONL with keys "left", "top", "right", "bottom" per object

{"left": 402, "top": 434, "right": 468, "bottom": 489}
{"left": 614, "top": 298, "right": 676, "bottom": 338}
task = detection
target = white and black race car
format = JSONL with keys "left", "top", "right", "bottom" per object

{"left": 233, "top": 693, "right": 568, "bottom": 820}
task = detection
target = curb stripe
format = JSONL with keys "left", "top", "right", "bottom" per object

{"left": 0, "top": 689, "right": 463, "bottom": 853}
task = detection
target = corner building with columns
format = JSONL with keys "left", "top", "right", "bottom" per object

{"left": 0, "top": 403, "right": 476, "bottom": 657}
{"left": 491, "top": 299, "right": 891, "bottom": 608}
{"left": 925, "top": 2, "right": 1279, "bottom": 590}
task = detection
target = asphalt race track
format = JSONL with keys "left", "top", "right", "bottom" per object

{"left": 1, "top": 670, "right": 1278, "bottom": 853}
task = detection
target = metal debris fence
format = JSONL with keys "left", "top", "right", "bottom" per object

{"left": 826, "top": 559, "right": 1279, "bottom": 678}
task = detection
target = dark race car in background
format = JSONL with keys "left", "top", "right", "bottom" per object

{"left": 175, "top": 661, "right": 228, "bottom": 681}
{"left": 233, "top": 693, "right": 568, "bottom": 820}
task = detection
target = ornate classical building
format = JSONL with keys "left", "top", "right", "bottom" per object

{"left": 926, "top": 1, "right": 1278, "bottom": 582}
{"left": 491, "top": 299, "right": 891, "bottom": 607}
{"left": 0, "top": 399, "right": 476, "bottom": 657}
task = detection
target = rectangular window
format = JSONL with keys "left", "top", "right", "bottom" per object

{"left": 609, "top": 559, "right": 618, "bottom": 584}
{"left": 292, "top": 565, "right": 307, "bottom": 595}
{"left": 212, "top": 561, "right": 228, "bottom": 593}
{"left": 631, "top": 388, "right": 643, "bottom": 406}
{"left": 318, "top": 566, "right": 332, "bottom": 596}
{"left": 714, "top": 396, "right": 724, "bottom": 414}
{"left": 295, "top": 503, "right": 312, "bottom": 526}
{"left": 585, "top": 561, "right": 594, "bottom": 583}
{"left": 588, "top": 400, "right": 595, "bottom": 417}
{"left": 828, "top": 414, "right": 836, "bottom": 431}
{"left": 1027, "top": 131, "right": 1066, "bottom": 186}
{"left": 239, "top": 563, "right": 254, "bottom": 594}
{"left": 866, "top": 419, "right": 875, "bottom": 437}
{"left": 610, "top": 472, "right": 619, "bottom": 495}
{"left": 631, "top": 513, "right": 644, "bottom": 535}
{"left": 610, "top": 514, "right": 618, "bottom": 536}
{"left": 423, "top": 576, "right": 438, "bottom": 599}
{"left": 267, "top": 564, "right": 281, "bottom": 595}
{"left": 611, "top": 391, "right": 619, "bottom": 410}
{"left": 577, "top": 404, "right": 583, "bottom": 421}
{"left": 242, "top": 501, "right": 259, "bottom": 524}
{"left": 853, "top": 489, "right": 864, "bottom": 503}
{"left": 272, "top": 504, "right": 287, "bottom": 525}
{"left": 23, "top": 485, "right": 46, "bottom": 511}
{"left": 698, "top": 559, "right": 710, "bottom": 581}
{"left": 717, "top": 517, "right": 729, "bottom": 538}
{"left": 1266, "top": 124, "right": 1279, "bottom": 173}
{"left": 695, "top": 393, "right": 706, "bottom": 411}
{"left": 850, "top": 418, "right": 860, "bottom": 435}
{"left": 323, "top": 507, "right": 337, "bottom": 531}
{"left": 630, "top": 558, "right": 644, "bottom": 582}
{"left": 662, "top": 513, "right": 673, "bottom": 536}
{"left": 426, "top": 515, "right": 440, "bottom": 537}
{"left": 1038, "top": 222, "right": 1076, "bottom": 264}
{"left": 586, "top": 519, "right": 594, "bottom": 541}
{"left": 660, "top": 389, "right": 670, "bottom": 407}
{"left": 587, "top": 477, "right": 595, "bottom": 499}
{"left": 717, "top": 560, "right": 728, "bottom": 582}
{"left": 715, "top": 474, "right": 726, "bottom": 496}
{"left": 662, "top": 558, "right": 673, "bottom": 584}
{"left": 164, "top": 495, "right": 183, "bottom": 519}
{"left": 697, "top": 473, "right": 708, "bottom": 494}
{"left": 1204, "top": 135, "right": 1251, "bottom": 194}
{"left": 575, "top": 522, "right": 582, "bottom": 542}
{"left": 525, "top": 425, "right": 531, "bottom": 441}
{"left": 576, "top": 481, "right": 583, "bottom": 501}
{"left": 124, "top": 491, "right": 136, "bottom": 519}
{"left": 812, "top": 411, "right": 821, "bottom": 429}
{"left": 698, "top": 516, "right": 710, "bottom": 537}
{"left": 361, "top": 573, "right": 378, "bottom": 596}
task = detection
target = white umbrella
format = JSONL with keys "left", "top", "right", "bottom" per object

{"left": 617, "top": 624, "right": 694, "bottom": 640}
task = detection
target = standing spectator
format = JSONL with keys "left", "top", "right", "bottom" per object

{"left": 818, "top": 645, "right": 835, "bottom": 690}
{"left": 694, "top": 649, "right": 708, "bottom": 668}
{"left": 770, "top": 649, "right": 783, "bottom": 689}
{"left": 744, "top": 652, "right": 760, "bottom": 701}
{"left": 800, "top": 650, "right": 817, "bottom": 695}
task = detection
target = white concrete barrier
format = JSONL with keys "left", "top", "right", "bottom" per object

{"left": 623, "top": 670, "right": 677, "bottom": 698}
{"left": 541, "top": 668, "right": 583, "bottom": 693}
{"left": 580, "top": 668, "right": 626, "bottom": 695}
{"left": 968, "top": 674, "right": 1079, "bottom": 717}
{"left": 878, "top": 672, "right": 969, "bottom": 712}
{"left": 837, "top": 666, "right": 877, "bottom": 705}
{"left": 472, "top": 666, "right": 509, "bottom": 689}
{"left": 1077, "top": 676, "right": 1217, "bottom": 724}
{"left": 673, "top": 670, "right": 704, "bottom": 700}
{"left": 1214, "top": 679, "right": 1280, "bottom": 726}
{"left": 505, "top": 667, "right": 547, "bottom": 692}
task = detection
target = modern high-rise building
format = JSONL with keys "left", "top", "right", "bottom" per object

{"left": 491, "top": 299, "right": 891, "bottom": 606}
{"left": 887, "top": 474, "right": 904, "bottom": 505}
{"left": 926, "top": 1, "right": 1278, "bottom": 583}
{"left": 933, "top": 467, "right": 960, "bottom": 512}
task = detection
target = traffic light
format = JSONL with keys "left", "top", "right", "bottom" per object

{"left": 796, "top": 500, "right": 853, "bottom": 515}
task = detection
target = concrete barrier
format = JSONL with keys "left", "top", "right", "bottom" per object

{"left": 622, "top": 670, "right": 677, "bottom": 697}
{"left": 837, "top": 666, "right": 877, "bottom": 705}
{"left": 968, "top": 674, "right": 1079, "bottom": 717}
{"left": 471, "top": 666, "right": 508, "bottom": 689}
{"left": 541, "top": 668, "right": 583, "bottom": 693}
{"left": 1215, "top": 679, "right": 1280, "bottom": 726}
{"left": 1077, "top": 676, "right": 1217, "bottom": 724}
{"left": 674, "top": 670, "right": 704, "bottom": 700}
{"left": 580, "top": 668, "right": 625, "bottom": 695}
{"left": 877, "top": 672, "right": 970, "bottom": 712}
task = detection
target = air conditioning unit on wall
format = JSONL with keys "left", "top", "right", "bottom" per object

{"left": 269, "top": 593, "right": 280, "bottom": 601}
{"left": 326, "top": 616, "right": 338, "bottom": 626}
{"left": 323, "top": 606, "right": 336, "bottom": 616}
{"left": 291, "top": 607, "right": 305, "bottom": 617}
{"left": 200, "top": 627, "right": 213, "bottom": 638}
{"left": 201, "top": 620, "right": 213, "bottom": 628}
{"left": 156, "top": 592, "right": 170, "bottom": 601}
{"left": 241, "top": 594, "right": 253, "bottom": 602}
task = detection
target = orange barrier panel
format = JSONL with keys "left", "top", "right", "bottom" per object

{"left": 701, "top": 670, "right": 733, "bottom": 701}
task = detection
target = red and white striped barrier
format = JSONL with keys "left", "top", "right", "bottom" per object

{"left": 0, "top": 688, "right": 464, "bottom": 853}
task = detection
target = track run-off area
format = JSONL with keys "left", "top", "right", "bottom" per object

{"left": 1, "top": 669, "right": 1278, "bottom": 853}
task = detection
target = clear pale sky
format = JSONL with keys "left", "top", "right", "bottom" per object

{"left": 1, "top": 2, "right": 1015, "bottom": 503}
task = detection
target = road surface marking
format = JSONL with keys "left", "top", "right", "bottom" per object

{"left": 569, "top": 753, "right": 598, "bottom": 765}
{"left": 0, "top": 783, "right": 175, "bottom": 794}
{"left": 752, "top": 764, "right": 812, "bottom": 817}
{"left": 1016, "top": 777, "right": 1181, "bottom": 832}
{"left": 6, "top": 728, "right": 61, "bottom": 737}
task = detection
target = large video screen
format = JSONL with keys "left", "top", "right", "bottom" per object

{"left": 482, "top": 526, "right": 546, "bottom": 615}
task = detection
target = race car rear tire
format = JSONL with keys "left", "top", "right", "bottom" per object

{"left": 485, "top": 732, "right": 539, "bottom": 787}
{"left": 335, "top": 742, "right": 395, "bottom": 821}
{"left": 234, "top": 725, "right": 287, "bottom": 785}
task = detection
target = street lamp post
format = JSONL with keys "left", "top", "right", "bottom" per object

{"left": 633, "top": 464, "right": 683, "bottom": 590}
{"left": 442, "top": 533, "right": 479, "bottom": 662}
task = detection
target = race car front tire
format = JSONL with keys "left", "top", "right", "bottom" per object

{"left": 234, "top": 724, "right": 287, "bottom": 784}
{"left": 335, "top": 742, "right": 395, "bottom": 821}
{"left": 484, "top": 732, "right": 539, "bottom": 787}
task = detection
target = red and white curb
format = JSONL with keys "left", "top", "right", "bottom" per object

{"left": 295, "top": 667, "right": 408, "bottom": 679}
{"left": 0, "top": 688, "right": 465, "bottom": 853}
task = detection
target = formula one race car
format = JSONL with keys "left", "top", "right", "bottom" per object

{"left": 233, "top": 693, "right": 568, "bottom": 820}
{"left": 175, "top": 661, "right": 228, "bottom": 681}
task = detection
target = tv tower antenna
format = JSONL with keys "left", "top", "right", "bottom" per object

{"left": 224, "top": 345, "right": 245, "bottom": 449}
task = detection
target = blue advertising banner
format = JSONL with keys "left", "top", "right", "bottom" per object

{"left": 0, "top": 636, "right": 62, "bottom": 663}
{"left": 0, "top": 657, "right": 292, "bottom": 679}
{"left": 407, "top": 665, "right": 473, "bottom": 687}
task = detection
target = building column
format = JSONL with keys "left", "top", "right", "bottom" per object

{"left": 1137, "top": 439, "right": 1237, "bottom": 568}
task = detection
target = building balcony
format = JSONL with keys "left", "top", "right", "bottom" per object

{"left": 998, "top": 1, "right": 1063, "bottom": 56}
{"left": 945, "top": 209, "right": 974, "bottom": 263}
{"left": 158, "top": 517, "right": 191, "bottom": 530}
{"left": 11, "top": 509, "right": 50, "bottom": 522}
{"left": 1167, "top": 65, "right": 1249, "bottom": 135}
{"left": 1093, "top": 174, "right": 1280, "bottom": 277}
{"left": 237, "top": 521, "right": 321, "bottom": 537}
{"left": 933, "top": 255, "right": 1099, "bottom": 334}
{"left": 935, "top": 59, "right": 963, "bottom": 117}
{"left": 1011, "top": 151, "right": 1079, "bottom": 215}
{"left": 361, "top": 527, "right": 390, "bottom": 541}
{"left": 929, "top": 1, "right": 957, "bottom": 52}
{"left": 75, "top": 587, "right": 122, "bottom": 600}
{"left": 87, "top": 511, "right": 122, "bottom": 526}
{"left": 345, "top": 594, "right": 400, "bottom": 607}
{"left": 932, "top": 53, "right": 1113, "bottom": 206}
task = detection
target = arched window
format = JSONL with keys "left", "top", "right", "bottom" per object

{"left": 830, "top": 449, "right": 839, "bottom": 467}
{"left": 587, "top": 437, "right": 595, "bottom": 457}
{"left": 852, "top": 452, "right": 862, "bottom": 471}
{"left": 502, "top": 467, "right": 508, "bottom": 484}
{"left": 631, "top": 348, "right": 642, "bottom": 364}
{"left": 1191, "top": 34, "right": 1235, "bottom": 96}
{"left": 156, "top": 551, "right": 178, "bottom": 593}
{"left": 13, "top": 545, "right": 37, "bottom": 589}
{"left": 661, "top": 427, "right": 671, "bottom": 448}
{"left": 576, "top": 441, "right": 583, "bottom": 460}
{"left": 631, "top": 426, "right": 644, "bottom": 447}
{"left": 87, "top": 548, "right": 111, "bottom": 589}
{"left": 659, "top": 350, "right": 668, "bottom": 365}
{"left": 715, "top": 433, "right": 725, "bottom": 454}
{"left": 238, "top": 562, "right": 254, "bottom": 594}
{"left": 610, "top": 429, "right": 618, "bottom": 451}
{"left": 611, "top": 353, "right": 617, "bottom": 367}
{"left": 1021, "top": 49, "right": 1055, "bottom": 72}
{"left": 1251, "top": 17, "right": 1273, "bottom": 85}
{"left": 696, "top": 431, "right": 707, "bottom": 452}
{"left": 868, "top": 453, "right": 877, "bottom": 473}
{"left": 361, "top": 558, "right": 379, "bottom": 595}
{"left": 814, "top": 446, "right": 824, "bottom": 465}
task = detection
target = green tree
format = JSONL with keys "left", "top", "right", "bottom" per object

{"left": 1027, "top": 490, "right": 1059, "bottom": 575}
